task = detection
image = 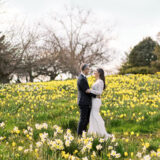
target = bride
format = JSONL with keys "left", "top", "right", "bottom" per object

{"left": 86, "top": 68, "right": 112, "bottom": 140}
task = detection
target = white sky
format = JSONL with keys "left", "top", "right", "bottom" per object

{"left": 1, "top": 0, "right": 160, "bottom": 71}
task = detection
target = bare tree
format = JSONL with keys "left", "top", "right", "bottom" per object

{"left": 0, "top": 6, "right": 113, "bottom": 83}
{"left": 12, "top": 25, "right": 41, "bottom": 82}
{"left": 35, "top": 40, "right": 62, "bottom": 81}
{"left": 14, "top": 24, "right": 63, "bottom": 82}
{"left": 42, "top": 7, "right": 113, "bottom": 78}
{"left": 0, "top": 33, "right": 30, "bottom": 83}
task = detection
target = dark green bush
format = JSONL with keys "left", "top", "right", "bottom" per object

{"left": 120, "top": 66, "right": 157, "bottom": 74}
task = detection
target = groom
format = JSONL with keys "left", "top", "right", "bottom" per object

{"left": 77, "top": 64, "right": 98, "bottom": 136}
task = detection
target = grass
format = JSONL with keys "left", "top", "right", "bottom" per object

{"left": 0, "top": 74, "right": 160, "bottom": 159}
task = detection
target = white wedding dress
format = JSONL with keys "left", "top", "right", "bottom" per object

{"left": 88, "top": 79, "right": 112, "bottom": 140}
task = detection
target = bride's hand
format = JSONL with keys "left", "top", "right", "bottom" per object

{"left": 86, "top": 89, "right": 91, "bottom": 93}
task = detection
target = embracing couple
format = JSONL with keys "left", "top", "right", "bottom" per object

{"left": 77, "top": 64, "right": 113, "bottom": 140}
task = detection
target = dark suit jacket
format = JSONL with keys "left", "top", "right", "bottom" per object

{"left": 77, "top": 74, "right": 96, "bottom": 107}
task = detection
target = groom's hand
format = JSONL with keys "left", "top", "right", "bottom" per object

{"left": 86, "top": 89, "right": 91, "bottom": 93}
{"left": 96, "top": 95, "right": 101, "bottom": 98}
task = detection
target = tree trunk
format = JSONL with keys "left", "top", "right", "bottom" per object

{"left": 16, "top": 76, "right": 21, "bottom": 83}
{"left": 0, "top": 75, "right": 10, "bottom": 83}
{"left": 28, "top": 70, "right": 34, "bottom": 82}
{"left": 30, "top": 75, "right": 34, "bottom": 82}
{"left": 50, "top": 73, "right": 58, "bottom": 80}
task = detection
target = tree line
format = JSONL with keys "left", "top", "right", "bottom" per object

{"left": 0, "top": 7, "right": 112, "bottom": 83}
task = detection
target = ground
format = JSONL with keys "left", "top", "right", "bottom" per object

{"left": 0, "top": 74, "right": 160, "bottom": 159}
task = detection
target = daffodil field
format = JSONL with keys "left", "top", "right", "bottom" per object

{"left": 0, "top": 74, "right": 160, "bottom": 160}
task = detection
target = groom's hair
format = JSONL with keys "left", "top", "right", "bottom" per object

{"left": 81, "top": 63, "right": 88, "bottom": 71}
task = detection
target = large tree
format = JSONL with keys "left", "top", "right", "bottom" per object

{"left": 37, "top": 48, "right": 62, "bottom": 81}
{"left": 16, "top": 30, "right": 42, "bottom": 82}
{"left": 0, "top": 34, "right": 30, "bottom": 83}
{"left": 129, "top": 37, "right": 157, "bottom": 67}
{"left": 13, "top": 26, "right": 63, "bottom": 82}
{"left": 0, "top": 7, "right": 113, "bottom": 82}
{"left": 42, "top": 7, "right": 112, "bottom": 77}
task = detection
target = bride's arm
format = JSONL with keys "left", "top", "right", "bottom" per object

{"left": 88, "top": 81, "right": 104, "bottom": 95}
{"left": 79, "top": 78, "right": 96, "bottom": 97}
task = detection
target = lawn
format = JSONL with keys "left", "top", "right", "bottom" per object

{"left": 0, "top": 74, "right": 160, "bottom": 159}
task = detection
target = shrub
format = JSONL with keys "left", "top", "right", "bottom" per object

{"left": 120, "top": 66, "right": 157, "bottom": 74}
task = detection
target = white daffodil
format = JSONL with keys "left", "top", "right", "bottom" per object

{"left": 96, "top": 144, "right": 102, "bottom": 150}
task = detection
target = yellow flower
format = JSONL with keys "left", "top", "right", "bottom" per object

{"left": 73, "top": 150, "right": 78, "bottom": 154}
{"left": 61, "top": 151, "right": 69, "bottom": 159}
{"left": 136, "top": 133, "right": 139, "bottom": 137}
{"left": 150, "top": 150, "right": 157, "bottom": 157}
{"left": 12, "top": 142, "right": 16, "bottom": 147}
{"left": 91, "top": 151, "right": 96, "bottom": 159}
{"left": 107, "top": 152, "right": 110, "bottom": 158}
{"left": 18, "top": 146, "right": 23, "bottom": 151}
{"left": 124, "top": 132, "right": 128, "bottom": 136}
{"left": 124, "top": 152, "right": 128, "bottom": 157}
{"left": 144, "top": 142, "right": 150, "bottom": 148}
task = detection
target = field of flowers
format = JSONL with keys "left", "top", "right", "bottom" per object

{"left": 0, "top": 74, "right": 160, "bottom": 160}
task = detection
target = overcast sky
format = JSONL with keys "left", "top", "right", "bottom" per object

{"left": 1, "top": 0, "right": 160, "bottom": 70}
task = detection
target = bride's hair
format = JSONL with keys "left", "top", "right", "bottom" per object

{"left": 97, "top": 68, "right": 106, "bottom": 90}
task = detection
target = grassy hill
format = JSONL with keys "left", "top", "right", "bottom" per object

{"left": 0, "top": 74, "right": 160, "bottom": 159}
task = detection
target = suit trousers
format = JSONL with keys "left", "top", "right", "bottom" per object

{"left": 77, "top": 105, "right": 91, "bottom": 136}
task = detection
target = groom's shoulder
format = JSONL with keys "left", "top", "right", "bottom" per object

{"left": 78, "top": 74, "right": 84, "bottom": 81}
{"left": 78, "top": 73, "right": 82, "bottom": 78}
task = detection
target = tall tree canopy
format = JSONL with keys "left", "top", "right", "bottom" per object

{"left": 42, "top": 7, "right": 112, "bottom": 77}
{"left": 129, "top": 37, "right": 157, "bottom": 67}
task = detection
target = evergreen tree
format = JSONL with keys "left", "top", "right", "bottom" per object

{"left": 129, "top": 37, "right": 157, "bottom": 67}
